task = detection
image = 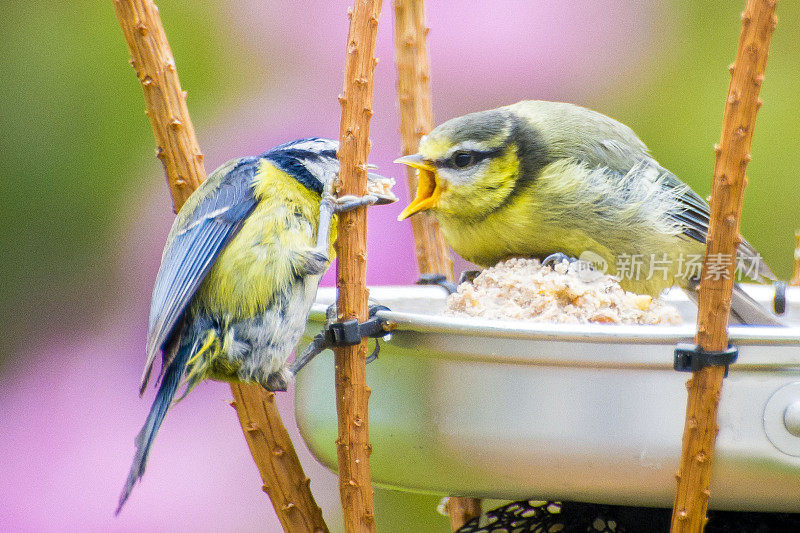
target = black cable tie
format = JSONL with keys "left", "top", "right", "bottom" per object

{"left": 674, "top": 343, "right": 739, "bottom": 377}
{"left": 773, "top": 281, "right": 787, "bottom": 315}
{"left": 417, "top": 273, "right": 458, "bottom": 295}
{"left": 326, "top": 305, "right": 392, "bottom": 348}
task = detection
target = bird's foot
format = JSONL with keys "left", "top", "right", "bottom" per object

{"left": 263, "top": 368, "right": 291, "bottom": 392}
{"left": 309, "top": 193, "right": 376, "bottom": 275}
{"left": 325, "top": 193, "right": 379, "bottom": 214}
{"left": 542, "top": 252, "right": 578, "bottom": 269}
{"left": 458, "top": 270, "right": 482, "bottom": 285}
{"left": 417, "top": 273, "right": 458, "bottom": 294}
{"left": 543, "top": 251, "right": 608, "bottom": 282}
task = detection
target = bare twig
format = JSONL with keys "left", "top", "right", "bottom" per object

{"left": 670, "top": 1, "right": 777, "bottom": 531}
{"left": 334, "top": 0, "right": 383, "bottom": 531}
{"left": 445, "top": 497, "right": 483, "bottom": 531}
{"left": 113, "top": 2, "right": 327, "bottom": 531}
{"left": 392, "top": 0, "right": 454, "bottom": 280}
{"left": 392, "top": 1, "right": 480, "bottom": 528}
{"left": 231, "top": 384, "right": 328, "bottom": 532}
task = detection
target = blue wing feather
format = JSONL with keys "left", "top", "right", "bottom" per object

{"left": 140, "top": 157, "right": 259, "bottom": 393}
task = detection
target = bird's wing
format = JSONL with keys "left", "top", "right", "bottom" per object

{"left": 659, "top": 169, "right": 712, "bottom": 246}
{"left": 578, "top": 139, "right": 710, "bottom": 246}
{"left": 581, "top": 128, "right": 774, "bottom": 282}
{"left": 140, "top": 157, "right": 260, "bottom": 394}
{"left": 656, "top": 164, "right": 775, "bottom": 282}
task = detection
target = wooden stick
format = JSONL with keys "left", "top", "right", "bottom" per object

{"left": 112, "top": 2, "right": 328, "bottom": 531}
{"left": 392, "top": 0, "right": 454, "bottom": 279}
{"left": 391, "top": 2, "right": 480, "bottom": 528}
{"left": 334, "top": 0, "right": 383, "bottom": 531}
{"left": 231, "top": 383, "right": 328, "bottom": 532}
{"left": 445, "top": 497, "right": 483, "bottom": 531}
{"left": 670, "top": 1, "right": 777, "bottom": 531}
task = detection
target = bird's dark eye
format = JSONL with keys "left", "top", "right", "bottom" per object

{"left": 452, "top": 151, "right": 475, "bottom": 169}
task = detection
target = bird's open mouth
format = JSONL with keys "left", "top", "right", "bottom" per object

{"left": 395, "top": 154, "right": 442, "bottom": 220}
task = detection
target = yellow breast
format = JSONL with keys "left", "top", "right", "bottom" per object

{"left": 194, "top": 160, "right": 336, "bottom": 318}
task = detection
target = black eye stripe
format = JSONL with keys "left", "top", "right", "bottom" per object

{"left": 441, "top": 147, "right": 504, "bottom": 169}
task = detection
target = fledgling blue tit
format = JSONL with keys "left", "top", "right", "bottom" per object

{"left": 396, "top": 100, "right": 780, "bottom": 325}
{"left": 117, "top": 138, "right": 396, "bottom": 514}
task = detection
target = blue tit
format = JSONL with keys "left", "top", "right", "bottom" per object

{"left": 396, "top": 100, "right": 781, "bottom": 325}
{"left": 117, "top": 137, "right": 396, "bottom": 513}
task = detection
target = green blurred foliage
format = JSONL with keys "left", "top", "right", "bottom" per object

{"left": 373, "top": 488, "right": 450, "bottom": 533}
{"left": 0, "top": 1, "right": 260, "bottom": 356}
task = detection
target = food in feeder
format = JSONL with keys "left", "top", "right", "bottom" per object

{"left": 446, "top": 258, "right": 682, "bottom": 325}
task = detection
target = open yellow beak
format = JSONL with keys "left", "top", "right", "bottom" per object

{"left": 395, "top": 154, "right": 442, "bottom": 220}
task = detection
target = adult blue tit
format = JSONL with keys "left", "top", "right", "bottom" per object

{"left": 396, "top": 100, "right": 780, "bottom": 325}
{"left": 117, "top": 137, "right": 396, "bottom": 513}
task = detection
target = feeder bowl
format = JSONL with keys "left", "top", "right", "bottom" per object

{"left": 294, "top": 284, "right": 800, "bottom": 512}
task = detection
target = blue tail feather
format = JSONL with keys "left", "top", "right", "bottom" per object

{"left": 116, "top": 344, "right": 190, "bottom": 515}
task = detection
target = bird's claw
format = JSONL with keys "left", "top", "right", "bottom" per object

{"left": 458, "top": 270, "right": 482, "bottom": 285}
{"left": 365, "top": 340, "right": 380, "bottom": 364}
{"left": 324, "top": 193, "right": 379, "bottom": 214}
{"left": 542, "top": 252, "right": 578, "bottom": 269}
{"left": 417, "top": 273, "right": 458, "bottom": 294}
{"left": 543, "top": 252, "right": 607, "bottom": 282}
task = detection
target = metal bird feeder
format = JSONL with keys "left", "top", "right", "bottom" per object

{"left": 296, "top": 285, "right": 800, "bottom": 512}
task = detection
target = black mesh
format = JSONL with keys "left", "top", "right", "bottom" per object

{"left": 455, "top": 499, "right": 800, "bottom": 533}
